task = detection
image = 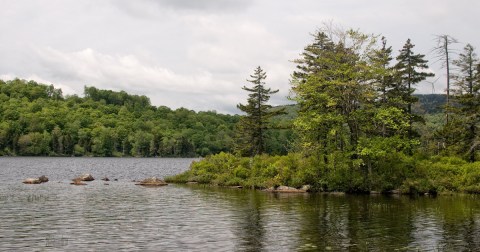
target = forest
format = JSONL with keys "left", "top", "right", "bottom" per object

{"left": 167, "top": 28, "right": 480, "bottom": 194}
{"left": 0, "top": 78, "right": 299, "bottom": 157}
{"left": 0, "top": 79, "right": 244, "bottom": 157}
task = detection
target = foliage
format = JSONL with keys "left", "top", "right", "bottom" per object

{"left": 0, "top": 79, "right": 242, "bottom": 157}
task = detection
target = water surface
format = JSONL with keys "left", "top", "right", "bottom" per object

{"left": 1, "top": 157, "right": 480, "bottom": 251}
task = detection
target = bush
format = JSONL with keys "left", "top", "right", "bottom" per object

{"left": 166, "top": 151, "right": 480, "bottom": 195}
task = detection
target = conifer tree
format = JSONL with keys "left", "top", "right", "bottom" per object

{"left": 394, "top": 39, "right": 434, "bottom": 115}
{"left": 235, "top": 66, "right": 283, "bottom": 156}
{"left": 452, "top": 44, "right": 479, "bottom": 161}
{"left": 369, "top": 37, "right": 394, "bottom": 105}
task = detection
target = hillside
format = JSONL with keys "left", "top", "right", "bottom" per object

{"left": 0, "top": 79, "right": 239, "bottom": 157}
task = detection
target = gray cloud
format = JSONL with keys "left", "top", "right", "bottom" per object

{"left": 151, "top": 0, "right": 253, "bottom": 11}
{"left": 113, "top": 0, "right": 253, "bottom": 18}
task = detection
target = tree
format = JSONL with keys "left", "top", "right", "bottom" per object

{"left": 432, "top": 35, "right": 458, "bottom": 123}
{"left": 451, "top": 44, "right": 480, "bottom": 161}
{"left": 236, "top": 66, "right": 283, "bottom": 156}
{"left": 395, "top": 39, "right": 434, "bottom": 115}
{"left": 291, "top": 28, "right": 421, "bottom": 192}
{"left": 369, "top": 36, "right": 394, "bottom": 105}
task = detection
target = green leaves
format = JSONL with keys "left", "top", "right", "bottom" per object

{"left": 0, "top": 79, "right": 241, "bottom": 157}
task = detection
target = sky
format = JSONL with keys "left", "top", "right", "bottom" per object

{"left": 1, "top": 0, "right": 479, "bottom": 114}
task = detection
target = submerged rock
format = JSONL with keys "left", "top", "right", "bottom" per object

{"left": 23, "top": 178, "right": 41, "bottom": 184}
{"left": 70, "top": 180, "right": 87, "bottom": 186}
{"left": 70, "top": 177, "right": 87, "bottom": 185}
{"left": 135, "top": 177, "right": 168, "bottom": 186}
{"left": 23, "top": 175, "right": 49, "bottom": 184}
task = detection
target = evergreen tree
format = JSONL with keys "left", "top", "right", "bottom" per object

{"left": 369, "top": 37, "right": 394, "bottom": 105}
{"left": 236, "top": 66, "right": 283, "bottom": 156}
{"left": 292, "top": 31, "right": 336, "bottom": 83}
{"left": 452, "top": 44, "right": 480, "bottom": 161}
{"left": 292, "top": 29, "right": 420, "bottom": 191}
{"left": 394, "top": 39, "right": 434, "bottom": 115}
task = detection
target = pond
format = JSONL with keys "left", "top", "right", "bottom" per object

{"left": 1, "top": 157, "right": 479, "bottom": 251}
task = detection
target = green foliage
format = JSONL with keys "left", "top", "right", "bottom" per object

{"left": 0, "top": 79, "right": 242, "bottom": 157}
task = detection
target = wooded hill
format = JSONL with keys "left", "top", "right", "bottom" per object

{"left": 0, "top": 78, "right": 446, "bottom": 157}
{"left": 0, "top": 79, "right": 238, "bottom": 157}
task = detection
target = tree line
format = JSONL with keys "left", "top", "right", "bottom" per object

{"left": 0, "top": 79, "right": 243, "bottom": 157}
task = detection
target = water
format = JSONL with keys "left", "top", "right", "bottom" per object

{"left": 1, "top": 157, "right": 480, "bottom": 251}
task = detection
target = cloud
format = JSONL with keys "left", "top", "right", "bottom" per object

{"left": 113, "top": 0, "right": 253, "bottom": 18}
{"left": 152, "top": 0, "right": 253, "bottom": 12}
{"left": 2, "top": 0, "right": 479, "bottom": 113}
{"left": 32, "top": 47, "right": 249, "bottom": 112}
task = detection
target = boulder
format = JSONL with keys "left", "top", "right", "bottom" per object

{"left": 135, "top": 177, "right": 168, "bottom": 186}
{"left": 23, "top": 178, "right": 41, "bottom": 184}
{"left": 38, "top": 175, "right": 49, "bottom": 183}
{"left": 74, "top": 174, "right": 94, "bottom": 182}
{"left": 23, "top": 175, "right": 49, "bottom": 184}
{"left": 301, "top": 185, "right": 311, "bottom": 192}
{"left": 265, "top": 185, "right": 307, "bottom": 193}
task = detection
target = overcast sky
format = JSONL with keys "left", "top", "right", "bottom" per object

{"left": 1, "top": 0, "right": 479, "bottom": 114}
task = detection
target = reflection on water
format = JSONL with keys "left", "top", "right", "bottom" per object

{"left": 1, "top": 158, "right": 480, "bottom": 251}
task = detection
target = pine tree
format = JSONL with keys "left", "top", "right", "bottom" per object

{"left": 394, "top": 39, "right": 434, "bottom": 114}
{"left": 235, "top": 66, "right": 283, "bottom": 156}
{"left": 452, "top": 44, "right": 479, "bottom": 161}
{"left": 369, "top": 37, "right": 394, "bottom": 105}
{"left": 292, "top": 31, "right": 336, "bottom": 83}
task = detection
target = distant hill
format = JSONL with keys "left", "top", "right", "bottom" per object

{"left": 413, "top": 94, "right": 447, "bottom": 115}
{"left": 273, "top": 94, "right": 447, "bottom": 119}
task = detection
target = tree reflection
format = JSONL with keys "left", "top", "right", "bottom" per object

{"left": 184, "top": 185, "right": 480, "bottom": 251}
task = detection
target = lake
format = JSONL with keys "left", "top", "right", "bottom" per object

{"left": 1, "top": 157, "right": 480, "bottom": 251}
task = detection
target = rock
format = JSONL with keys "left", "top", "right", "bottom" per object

{"left": 114, "top": 179, "right": 118, "bottom": 181}
{"left": 135, "top": 177, "right": 168, "bottom": 186}
{"left": 23, "top": 175, "right": 49, "bottom": 184}
{"left": 388, "top": 189, "right": 401, "bottom": 194}
{"left": 264, "top": 185, "right": 307, "bottom": 193}
{"left": 79, "top": 174, "right": 94, "bottom": 181}
{"left": 70, "top": 175, "right": 89, "bottom": 185}
{"left": 186, "top": 181, "right": 198, "bottom": 184}
{"left": 301, "top": 185, "right": 311, "bottom": 192}
{"left": 104, "top": 183, "right": 109, "bottom": 186}
{"left": 70, "top": 180, "right": 87, "bottom": 186}
{"left": 38, "top": 175, "right": 49, "bottom": 183}
{"left": 23, "top": 178, "right": 41, "bottom": 184}
{"left": 73, "top": 174, "right": 94, "bottom": 182}
{"left": 101, "top": 177, "right": 110, "bottom": 181}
